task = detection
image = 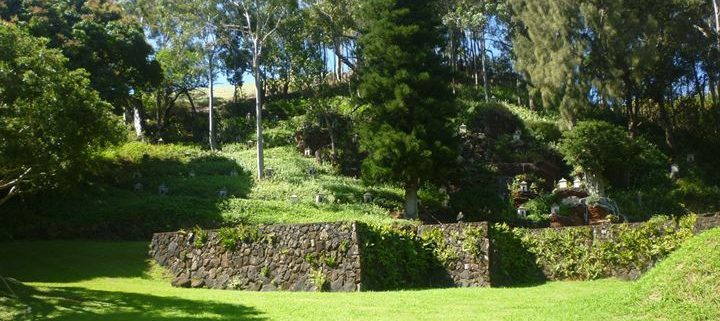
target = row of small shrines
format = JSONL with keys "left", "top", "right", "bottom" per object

{"left": 131, "top": 178, "right": 377, "bottom": 205}
{"left": 130, "top": 164, "right": 376, "bottom": 205}
{"left": 513, "top": 156, "right": 694, "bottom": 220}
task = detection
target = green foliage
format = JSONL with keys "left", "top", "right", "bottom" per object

{"left": 558, "top": 121, "right": 668, "bottom": 191}
{"left": 633, "top": 227, "right": 720, "bottom": 321}
{"left": 217, "top": 224, "right": 263, "bottom": 251}
{"left": 462, "top": 101, "right": 524, "bottom": 138}
{"left": 671, "top": 177, "right": 720, "bottom": 214}
{"left": 304, "top": 253, "right": 319, "bottom": 268}
{"left": 192, "top": 226, "right": 208, "bottom": 249}
{"left": 488, "top": 223, "right": 544, "bottom": 286}
{"left": 309, "top": 268, "right": 328, "bottom": 292}
{"left": 521, "top": 193, "right": 559, "bottom": 222}
{"left": 461, "top": 227, "right": 486, "bottom": 258}
{"left": 322, "top": 255, "right": 338, "bottom": 268}
{"left": 419, "top": 228, "right": 458, "bottom": 265}
{"left": 356, "top": 0, "right": 458, "bottom": 213}
{"left": 525, "top": 121, "right": 562, "bottom": 144}
{"left": 357, "top": 223, "right": 434, "bottom": 290}
{"left": 339, "top": 239, "right": 349, "bottom": 254}
{"left": 2, "top": 0, "right": 162, "bottom": 109}
{"left": 493, "top": 215, "right": 697, "bottom": 283}
{"left": 0, "top": 23, "right": 123, "bottom": 203}
{"left": 448, "top": 164, "right": 512, "bottom": 222}
{"left": 218, "top": 227, "right": 241, "bottom": 250}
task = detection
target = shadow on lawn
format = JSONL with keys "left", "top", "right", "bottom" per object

{"left": 14, "top": 285, "right": 265, "bottom": 321}
{"left": 0, "top": 241, "right": 151, "bottom": 283}
{"left": 1, "top": 153, "right": 254, "bottom": 241}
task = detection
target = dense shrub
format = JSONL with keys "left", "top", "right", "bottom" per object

{"left": 520, "top": 193, "right": 559, "bottom": 223}
{"left": 449, "top": 165, "right": 513, "bottom": 222}
{"left": 357, "top": 223, "right": 435, "bottom": 290}
{"left": 490, "top": 215, "right": 697, "bottom": 284}
{"left": 558, "top": 121, "right": 668, "bottom": 191}
{"left": 525, "top": 121, "right": 562, "bottom": 144}
{"left": 264, "top": 98, "right": 308, "bottom": 120}
{"left": 670, "top": 177, "right": 720, "bottom": 214}
{"left": 0, "top": 24, "right": 123, "bottom": 201}
{"left": 489, "top": 224, "right": 545, "bottom": 286}
{"left": 218, "top": 116, "right": 254, "bottom": 144}
{"left": 463, "top": 101, "right": 524, "bottom": 139}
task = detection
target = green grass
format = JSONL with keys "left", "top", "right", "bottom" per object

{"left": 3, "top": 142, "right": 405, "bottom": 239}
{"left": 632, "top": 227, "right": 720, "bottom": 321}
{"left": 0, "top": 240, "right": 651, "bottom": 321}
{"left": 4, "top": 230, "right": 719, "bottom": 320}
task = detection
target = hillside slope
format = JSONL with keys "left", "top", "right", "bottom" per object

{"left": 633, "top": 228, "right": 720, "bottom": 321}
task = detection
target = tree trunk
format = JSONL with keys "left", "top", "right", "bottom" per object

{"left": 480, "top": 27, "right": 489, "bottom": 102}
{"left": 404, "top": 181, "right": 419, "bottom": 220}
{"left": 254, "top": 54, "right": 265, "bottom": 179}
{"left": 710, "top": 76, "right": 719, "bottom": 109}
{"left": 334, "top": 40, "right": 342, "bottom": 82}
{"left": 0, "top": 168, "right": 31, "bottom": 207}
{"left": 185, "top": 91, "right": 198, "bottom": 140}
{"left": 714, "top": 0, "right": 720, "bottom": 107}
{"left": 208, "top": 50, "right": 216, "bottom": 151}
{"left": 233, "top": 83, "right": 239, "bottom": 104}
{"left": 658, "top": 99, "right": 674, "bottom": 155}
{"left": 694, "top": 69, "right": 706, "bottom": 110}
{"left": 449, "top": 29, "right": 456, "bottom": 94}
{"left": 471, "top": 31, "right": 479, "bottom": 87}
{"left": 132, "top": 99, "right": 145, "bottom": 141}
{"left": 322, "top": 111, "right": 338, "bottom": 164}
{"left": 0, "top": 185, "right": 18, "bottom": 207}
{"left": 156, "top": 89, "right": 162, "bottom": 139}
{"left": 623, "top": 76, "right": 639, "bottom": 138}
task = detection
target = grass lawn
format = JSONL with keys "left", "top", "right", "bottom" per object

{"left": 0, "top": 241, "right": 657, "bottom": 321}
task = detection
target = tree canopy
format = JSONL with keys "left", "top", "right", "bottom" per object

{"left": 357, "top": 0, "right": 458, "bottom": 219}
{"left": 0, "top": 22, "right": 122, "bottom": 205}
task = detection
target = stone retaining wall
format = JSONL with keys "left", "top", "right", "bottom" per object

{"left": 150, "top": 222, "right": 361, "bottom": 292}
{"left": 694, "top": 213, "right": 720, "bottom": 232}
{"left": 150, "top": 215, "right": 719, "bottom": 291}
{"left": 417, "top": 222, "right": 491, "bottom": 287}
{"left": 150, "top": 221, "right": 492, "bottom": 292}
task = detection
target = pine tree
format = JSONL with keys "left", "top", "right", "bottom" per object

{"left": 356, "top": 0, "right": 458, "bottom": 219}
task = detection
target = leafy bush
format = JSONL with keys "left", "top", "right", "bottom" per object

{"left": 309, "top": 268, "right": 328, "bottom": 292}
{"left": 217, "top": 224, "right": 263, "bottom": 250}
{"left": 521, "top": 193, "right": 559, "bottom": 222}
{"left": 218, "top": 116, "right": 254, "bottom": 144}
{"left": 419, "top": 228, "right": 459, "bottom": 265}
{"left": 357, "top": 223, "right": 434, "bottom": 290}
{"left": 463, "top": 101, "right": 524, "bottom": 138}
{"left": 671, "top": 177, "right": 720, "bottom": 214}
{"left": 558, "top": 121, "right": 668, "bottom": 191}
{"left": 490, "top": 215, "right": 697, "bottom": 283}
{"left": 264, "top": 98, "right": 308, "bottom": 120}
{"left": 192, "top": 226, "right": 208, "bottom": 248}
{"left": 1, "top": 24, "right": 123, "bottom": 201}
{"left": 526, "top": 121, "right": 562, "bottom": 144}
{"left": 448, "top": 165, "right": 513, "bottom": 222}
{"left": 489, "top": 224, "right": 545, "bottom": 286}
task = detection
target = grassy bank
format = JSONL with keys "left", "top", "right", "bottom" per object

{"left": 2, "top": 143, "right": 406, "bottom": 240}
